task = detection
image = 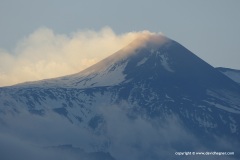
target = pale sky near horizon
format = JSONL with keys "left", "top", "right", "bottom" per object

{"left": 0, "top": 0, "right": 240, "bottom": 86}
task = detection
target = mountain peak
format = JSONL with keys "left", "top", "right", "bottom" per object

{"left": 2, "top": 32, "right": 240, "bottom": 160}
{"left": 12, "top": 33, "right": 240, "bottom": 93}
{"left": 122, "top": 32, "right": 171, "bottom": 56}
{"left": 131, "top": 32, "right": 170, "bottom": 46}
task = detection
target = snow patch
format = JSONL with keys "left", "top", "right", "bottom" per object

{"left": 165, "top": 94, "right": 174, "bottom": 102}
{"left": 196, "top": 116, "right": 217, "bottom": 128}
{"left": 136, "top": 57, "right": 148, "bottom": 66}
{"left": 75, "top": 61, "right": 127, "bottom": 88}
{"left": 230, "top": 123, "right": 237, "bottom": 133}
{"left": 204, "top": 101, "right": 240, "bottom": 114}
{"left": 221, "top": 70, "right": 240, "bottom": 84}
{"left": 150, "top": 50, "right": 174, "bottom": 72}
{"left": 159, "top": 54, "right": 174, "bottom": 72}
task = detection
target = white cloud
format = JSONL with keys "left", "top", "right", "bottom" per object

{"left": 0, "top": 27, "right": 153, "bottom": 87}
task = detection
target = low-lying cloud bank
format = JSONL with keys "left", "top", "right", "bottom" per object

{"left": 0, "top": 105, "right": 238, "bottom": 160}
{"left": 0, "top": 27, "right": 155, "bottom": 87}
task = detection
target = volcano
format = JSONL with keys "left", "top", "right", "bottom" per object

{"left": 1, "top": 33, "right": 240, "bottom": 160}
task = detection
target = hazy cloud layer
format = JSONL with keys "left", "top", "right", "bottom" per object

{"left": 0, "top": 111, "right": 109, "bottom": 160}
{"left": 0, "top": 27, "right": 153, "bottom": 87}
{"left": 93, "top": 104, "right": 239, "bottom": 160}
{"left": 0, "top": 104, "right": 238, "bottom": 160}
{"left": 97, "top": 105, "right": 199, "bottom": 160}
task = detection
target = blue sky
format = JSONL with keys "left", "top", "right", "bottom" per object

{"left": 0, "top": 0, "right": 240, "bottom": 86}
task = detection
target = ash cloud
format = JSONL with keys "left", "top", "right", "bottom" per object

{"left": 0, "top": 27, "right": 157, "bottom": 87}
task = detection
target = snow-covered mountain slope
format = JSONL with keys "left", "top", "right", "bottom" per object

{"left": 217, "top": 67, "right": 240, "bottom": 84}
{"left": 1, "top": 33, "right": 240, "bottom": 160}
{"left": 15, "top": 33, "right": 171, "bottom": 88}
